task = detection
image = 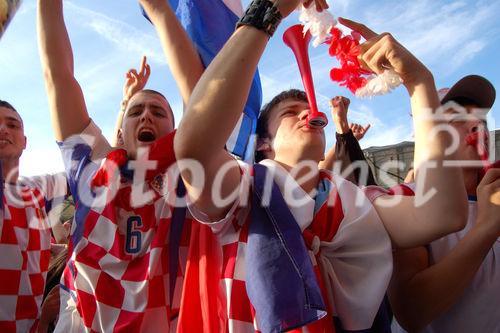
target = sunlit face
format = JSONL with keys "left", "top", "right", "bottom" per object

{"left": 118, "top": 91, "right": 175, "bottom": 159}
{"left": 445, "top": 104, "right": 489, "bottom": 164}
{"left": 0, "top": 106, "right": 26, "bottom": 160}
{"left": 264, "top": 98, "right": 325, "bottom": 162}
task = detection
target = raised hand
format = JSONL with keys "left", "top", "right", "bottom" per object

{"left": 113, "top": 56, "right": 151, "bottom": 146}
{"left": 122, "top": 55, "right": 151, "bottom": 104}
{"left": 330, "top": 96, "right": 350, "bottom": 134}
{"left": 350, "top": 123, "right": 371, "bottom": 141}
{"left": 338, "top": 17, "right": 430, "bottom": 90}
{"left": 331, "top": 96, "right": 350, "bottom": 120}
{"left": 330, "top": 96, "right": 370, "bottom": 139}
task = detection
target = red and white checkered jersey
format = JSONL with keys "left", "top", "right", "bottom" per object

{"left": 188, "top": 159, "right": 392, "bottom": 332}
{"left": 0, "top": 173, "right": 67, "bottom": 333}
{"left": 55, "top": 121, "right": 191, "bottom": 333}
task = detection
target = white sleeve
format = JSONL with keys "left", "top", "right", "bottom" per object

{"left": 57, "top": 120, "right": 111, "bottom": 207}
{"left": 23, "top": 172, "right": 67, "bottom": 202}
{"left": 54, "top": 286, "right": 86, "bottom": 333}
{"left": 319, "top": 175, "right": 393, "bottom": 331}
{"left": 58, "top": 119, "right": 112, "bottom": 163}
{"left": 21, "top": 172, "right": 69, "bottom": 230}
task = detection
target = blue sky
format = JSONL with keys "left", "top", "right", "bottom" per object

{"left": 0, "top": 0, "right": 499, "bottom": 176}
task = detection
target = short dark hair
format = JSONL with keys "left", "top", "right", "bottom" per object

{"left": 127, "top": 89, "right": 175, "bottom": 128}
{"left": 0, "top": 100, "right": 17, "bottom": 112}
{"left": 140, "top": 89, "right": 168, "bottom": 101}
{"left": 0, "top": 99, "right": 23, "bottom": 126}
{"left": 255, "top": 89, "right": 307, "bottom": 162}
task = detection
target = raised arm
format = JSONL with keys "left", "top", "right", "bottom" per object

{"left": 37, "top": 0, "right": 90, "bottom": 141}
{"left": 174, "top": 20, "right": 268, "bottom": 220}
{"left": 339, "top": 18, "right": 467, "bottom": 247}
{"left": 319, "top": 96, "right": 375, "bottom": 186}
{"left": 175, "top": 0, "right": 328, "bottom": 220}
{"left": 388, "top": 168, "right": 500, "bottom": 331}
{"left": 112, "top": 56, "right": 151, "bottom": 146}
{"left": 111, "top": 0, "right": 202, "bottom": 144}
{"left": 319, "top": 96, "right": 350, "bottom": 171}
{"left": 139, "top": 0, "right": 204, "bottom": 107}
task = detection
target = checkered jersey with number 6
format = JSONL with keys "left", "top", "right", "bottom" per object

{"left": 56, "top": 121, "right": 191, "bottom": 332}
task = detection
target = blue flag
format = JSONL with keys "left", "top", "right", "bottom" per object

{"left": 143, "top": 0, "right": 263, "bottom": 161}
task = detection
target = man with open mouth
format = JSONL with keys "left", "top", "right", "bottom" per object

{"left": 37, "top": 0, "right": 205, "bottom": 331}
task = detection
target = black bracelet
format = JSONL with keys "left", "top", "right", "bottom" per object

{"left": 236, "top": 0, "right": 282, "bottom": 38}
{"left": 336, "top": 129, "right": 356, "bottom": 140}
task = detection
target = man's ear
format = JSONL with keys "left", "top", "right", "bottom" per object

{"left": 117, "top": 129, "right": 124, "bottom": 147}
{"left": 256, "top": 137, "right": 272, "bottom": 153}
{"left": 23, "top": 136, "right": 27, "bottom": 150}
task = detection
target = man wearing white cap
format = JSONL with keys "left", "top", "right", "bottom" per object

{"left": 389, "top": 75, "right": 500, "bottom": 333}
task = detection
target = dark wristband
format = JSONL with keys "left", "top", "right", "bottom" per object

{"left": 336, "top": 129, "right": 356, "bottom": 141}
{"left": 236, "top": 0, "right": 283, "bottom": 38}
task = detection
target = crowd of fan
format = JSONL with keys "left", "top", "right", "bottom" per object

{"left": 0, "top": 0, "right": 498, "bottom": 332}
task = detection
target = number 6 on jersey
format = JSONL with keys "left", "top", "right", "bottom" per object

{"left": 125, "top": 216, "right": 143, "bottom": 254}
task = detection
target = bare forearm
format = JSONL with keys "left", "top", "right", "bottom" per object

{"left": 390, "top": 224, "right": 496, "bottom": 331}
{"left": 176, "top": 26, "right": 267, "bottom": 162}
{"left": 409, "top": 73, "right": 467, "bottom": 240}
{"left": 141, "top": 0, "right": 204, "bottom": 106}
{"left": 409, "top": 72, "right": 448, "bottom": 165}
{"left": 334, "top": 116, "right": 349, "bottom": 134}
{"left": 37, "top": 0, "right": 89, "bottom": 140}
{"left": 37, "top": 0, "right": 73, "bottom": 80}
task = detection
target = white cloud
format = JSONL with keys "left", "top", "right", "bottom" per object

{"left": 337, "top": 103, "right": 413, "bottom": 149}
{"left": 449, "top": 39, "right": 487, "bottom": 71}
{"left": 348, "top": 104, "right": 384, "bottom": 128}
{"left": 65, "top": 2, "right": 164, "bottom": 64}
{"left": 359, "top": 0, "right": 499, "bottom": 73}
{"left": 360, "top": 123, "right": 413, "bottom": 149}
{"left": 62, "top": 1, "right": 168, "bottom": 112}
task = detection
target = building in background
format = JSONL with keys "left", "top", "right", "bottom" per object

{"left": 363, "top": 129, "right": 500, "bottom": 187}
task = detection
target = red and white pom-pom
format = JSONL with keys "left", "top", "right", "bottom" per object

{"left": 299, "top": 4, "right": 336, "bottom": 47}
{"left": 299, "top": 4, "right": 403, "bottom": 98}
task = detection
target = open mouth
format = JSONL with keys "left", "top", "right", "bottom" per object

{"left": 138, "top": 129, "right": 156, "bottom": 143}
{"left": 465, "top": 131, "right": 489, "bottom": 160}
{"left": 0, "top": 138, "right": 12, "bottom": 144}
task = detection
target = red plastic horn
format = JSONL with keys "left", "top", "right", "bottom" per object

{"left": 283, "top": 24, "right": 328, "bottom": 128}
